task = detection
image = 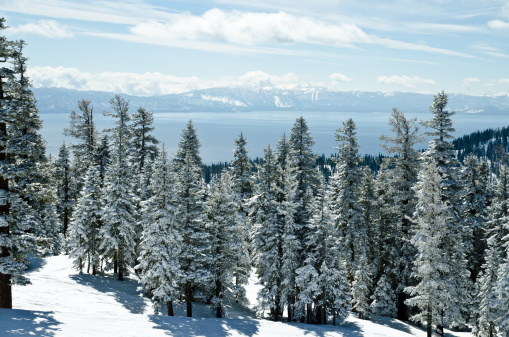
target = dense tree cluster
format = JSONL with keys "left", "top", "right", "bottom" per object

{"left": 2, "top": 20, "right": 509, "bottom": 335}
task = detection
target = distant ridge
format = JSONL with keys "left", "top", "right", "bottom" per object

{"left": 33, "top": 86, "right": 509, "bottom": 115}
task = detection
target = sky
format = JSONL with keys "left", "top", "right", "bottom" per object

{"left": 1, "top": 0, "right": 509, "bottom": 97}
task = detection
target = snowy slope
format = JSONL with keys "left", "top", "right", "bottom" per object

{"left": 1, "top": 255, "right": 472, "bottom": 337}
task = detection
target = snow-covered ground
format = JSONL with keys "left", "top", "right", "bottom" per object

{"left": 1, "top": 255, "right": 472, "bottom": 337}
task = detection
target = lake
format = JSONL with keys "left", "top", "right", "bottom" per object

{"left": 40, "top": 110, "right": 509, "bottom": 164}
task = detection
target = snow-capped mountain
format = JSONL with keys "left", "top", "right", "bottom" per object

{"left": 33, "top": 86, "right": 509, "bottom": 114}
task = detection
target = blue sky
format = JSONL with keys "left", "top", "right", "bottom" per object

{"left": 2, "top": 0, "right": 509, "bottom": 96}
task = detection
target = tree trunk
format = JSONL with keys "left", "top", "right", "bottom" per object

{"left": 0, "top": 239, "right": 12, "bottom": 309}
{"left": 306, "top": 303, "right": 312, "bottom": 324}
{"left": 0, "top": 119, "right": 12, "bottom": 309}
{"left": 186, "top": 281, "right": 193, "bottom": 317}
{"left": 216, "top": 278, "right": 222, "bottom": 318}
{"left": 316, "top": 304, "right": 323, "bottom": 325}
{"left": 167, "top": 300, "right": 174, "bottom": 316}
{"left": 117, "top": 248, "right": 123, "bottom": 281}
{"left": 427, "top": 303, "right": 432, "bottom": 337}
{"left": 287, "top": 300, "right": 292, "bottom": 322}
{"left": 275, "top": 291, "right": 281, "bottom": 322}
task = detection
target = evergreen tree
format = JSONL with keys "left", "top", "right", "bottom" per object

{"left": 100, "top": 95, "right": 136, "bottom": 281}
{"left": 406, "top": 160, "right": 469, "bottom": 337}
{"left": 328, "top": 119, "right": 367, "bottom": 282}
{"left": 251, "top": 144, "right": 284, "bottom": 321}
{"left": 418, "top": 91, "right": 471, "bottom": 330}
{"left": 229, "top": 133, "right": 253, "bottom": 303}
{"left": 352, "top": 254, "right": 371, "bottom": 320}
{"left": 379, "top": 107, "right": 422, "bottom": 320}
{"left": 0, "top": 29, "right": 47, "bottom": 308}
{"left": 205, "top": 172, "right": 249, "bottom": 318}
{"left": 69, "top": 165, "right": 102, "bottom": 275}
{"left": 138, "top": 148, "right": 182, "bottom": 316}
{"left": 288, "top": 116, "right": 320, "bottom": 248}
{"left": 172, "top": 120, "right": 209, "bottom": 317}
{"left": 371, "top": 274, "right": 397, "bottom": 318}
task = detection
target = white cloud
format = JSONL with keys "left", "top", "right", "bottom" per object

{"left": 487, "top": 19, "right": 509, "bottom": 29}
{"left": 27, "top": 67, "right": 315, "bottom": 95}
{"left": 130, "top": 9, "right": 370, "bottom": 48}
{"left": 499, "top": 78, "right": 509, "bottom": 84}
{"left": 377, "top": 75, "right": 437, "bottom": 88}
{"left": 28, "top": 66, "right": 203, "bottom": 96}
{"left": 329, "top": 73, "right": 352, "bottom": 82}
{"left": 8, "top": 20, "right": 73, "bottom": 38}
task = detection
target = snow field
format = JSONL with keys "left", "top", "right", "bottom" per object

{"left": 1, "top": 255, "right": 472, "bottom": 337}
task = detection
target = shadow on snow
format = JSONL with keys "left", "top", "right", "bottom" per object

{"left": 149, "top": 315, "right": 261, "bottom": 337}
{"left": 0, "top": 309, "right": 62, "bottom": 337}
{"left": 69, "top": 273, "right": 147, "bottom": 314}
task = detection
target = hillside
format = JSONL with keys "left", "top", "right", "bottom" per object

{"left": 1, "top": 255, "right": 471, "bottom": 337}
{"left": 33, "top": 87, "right": 509, "bottom": 114}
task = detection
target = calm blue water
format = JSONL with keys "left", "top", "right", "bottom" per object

{"left": 40, "top": 111, "right": 509, "bottom": 163}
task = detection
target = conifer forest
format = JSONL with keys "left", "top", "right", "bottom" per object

{"left": 2, "top": 18, "right": 509, "bottom": 337}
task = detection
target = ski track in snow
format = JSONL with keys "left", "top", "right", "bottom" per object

{"left": 0, "top": 255, "right": 472, "bottom": 337}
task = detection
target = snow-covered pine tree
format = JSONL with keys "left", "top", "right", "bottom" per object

{"left": 172, "top": 120, "right": 209, "bottom": 317}
{"left": 379, "top": 107, "right": 422, "bottom": 320}
{"left": 229, "top": 132, "right": 252, "bottom": 303}
{"left": 69, "top": 165, "right": 102, "bottom": 275}
{"left": 319, "top": 259, "right": 351, "bottom": 325}
{"left": 419, "top": 91, "right": 471, "bottom": 330}
{"left": 371, "top": 274, "right": 397, "bottom": 318}
{"left": 273, "top": 134, "right": 301, "bottom": 322}
{"left": 54, "top": 143, "right": 73, "bottom": 238}
{"left": 352, "top": 254, "right": 371, "bottom": 320}
{"left": 100, "top": 95, "right": 137, "bottom": 281}
{"left": 309, "top": 179, "right": 351, "bottom": 324}
{"left": 205, "top": 172, "right": 249, "bottom": 318}
{"left": 366, "top": 161, "right": 401, "bottom": 320}
{"left": 406, "top": 160, "right": 469, "bottom": 337}
{"left": 0, "top": 31, "right": 48, "bottom": 308}
{"left": 137, "top": 148, "right": 182, "bottom": 316}
{"left": 288, "top": 117, "right": 322, "bottom": 321}
{"left": 251, "top": 144, "right": 284, "bottom": 321}
{"left": 328, "top": 119, "right": 367, "bottom": 284}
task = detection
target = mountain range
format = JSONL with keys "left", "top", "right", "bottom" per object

{"left": 33, "top": 87, "right": 509, "bottom": 115}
